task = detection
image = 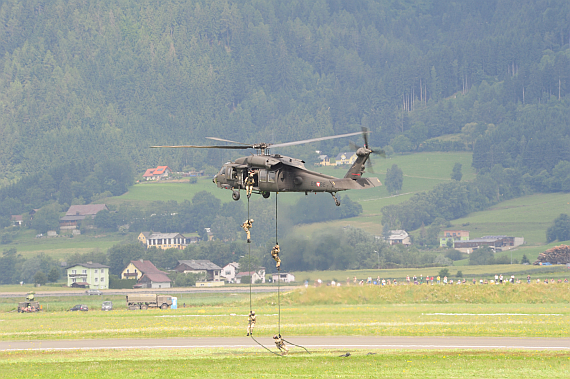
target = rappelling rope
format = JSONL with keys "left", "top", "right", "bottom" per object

{"left": 276, "top": 192, "right": 280, "bottom": 336}
{"left": 274, "top": 192, "right": 310, "bottom": 354}
{"left": 247, "top": 193, "right": 281, "bottom": 356}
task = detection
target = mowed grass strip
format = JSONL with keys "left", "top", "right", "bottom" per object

{"left": 0, "top": 349, "right": 568, "bottom": 379}
{"left": 1, "top": 289, "right": 569, "bottom": 340}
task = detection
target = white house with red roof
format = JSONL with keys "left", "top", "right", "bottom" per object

{"left": 143, "top": 166, "right": 171, "bottom": 181}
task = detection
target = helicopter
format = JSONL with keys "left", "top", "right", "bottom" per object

{"left": 151, "top": 128, "right": 384, "bottom": 206}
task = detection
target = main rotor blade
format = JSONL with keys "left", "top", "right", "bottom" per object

{"left": 270, "top": 131, "right": 367, "bottom": 149}
{"left": 206, "top": 137, "right": 252, "bottom": 146}
{"left": 150, "top": 145, "right": 250, "bottom": 149}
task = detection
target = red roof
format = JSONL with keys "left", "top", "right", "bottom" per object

{"left": 153, "top": 166, "right": 170, "bottom": 175}
{"left": 66, "top": 204, "right": 108, "bottom": 216}
{"left": 130, "top": 260, "right": 161, "bottom": 274}
{"left": 141, "top": 272, "right": 172, "bottom": 283}
{"left": 143, "top": 168, "right": 155, "bottom": 177}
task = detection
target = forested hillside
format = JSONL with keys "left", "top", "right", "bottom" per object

{"left": 1, "top": 0, "right": 569, "bottom": 174}
{"left": 1, "top": 0, "right": 570, "bottom": 224}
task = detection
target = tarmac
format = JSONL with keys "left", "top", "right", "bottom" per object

{"left": 1, "top": 336, "right": 569, "bottom": 352}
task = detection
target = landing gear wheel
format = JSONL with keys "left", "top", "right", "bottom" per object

{"left": 262, "top": 191, "right": 270, "bottom": 199}
{"left": 232, "top": 190, "right": 240, "bottom": 201}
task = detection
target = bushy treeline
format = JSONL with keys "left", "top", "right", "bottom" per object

{"left": 381, "top": 164, "right": 526, "bottom": 232}
{"left": 0, "top": 0, "right": 569, "bottom": 185}
{"left": 0, "top": 159, "right": 133, "bottom": 224}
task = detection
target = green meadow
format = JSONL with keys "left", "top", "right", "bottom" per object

{"left": 2, "top": 286, "right": 569, "bottom": 341}
{"left": 448, "top": 192, "right": 570, "bottom": 245}
{"left": 1, "top": 349, "right": 568, "bottom": 379}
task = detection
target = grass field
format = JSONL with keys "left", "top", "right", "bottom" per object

{"left": 448, "top": 192, "right": 570, "bottom": 245}
{"left": 2, "top": 286, "right": 569, "bottom": 341}
{"left": 1, "top": 349, "right": 568, "bottom": 379}
{"left": 3, "top": 229, "right": 122, "bottom": 259}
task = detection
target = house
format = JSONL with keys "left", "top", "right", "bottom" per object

{"left": 145, "top": 232, "right": 188, "bottom": 250}
{"left": 66, "top": 262, "right": 110, "bottom": 289}
{"left": 142, "top": 166, "right": 171, "bottom": 181}
{"left": 221, "top": 262, "right": 240, "bottom": 283}
{"left": 271, "top": 272, "right": 295, "bottom": 283}
{"left": 137, "top": 232, "right": 151, "bottom": 245}
{"left": 174, "top": 260, "right": 222, "bottom": 282}
{"left": 388, "top": 230, "right": 411, "bottom": 246}
{"left": 335, "top": 152, "right": 357, "bottom": 166}
{"left": 59, "top": 204, "right": 108, "bottom": 230}
{"left": 236, "top": 268, "right": 266, "bottom": 284}
{"left": 10, "top": 215, "right": 23, "bottom": 226}
{"left": 316, "top": 155, "right": 334, "bottom": 166}
{"left": 453, "top": 235, "right": 523, "bottom": 254}
{"left": 122, "top": 259, "right": 172, "bottom": 289}
{"left": 135, "top": 272, "right": 172, "bottom": 289}
{"left": 121, "top": 259, "right": 161, "bottom": 280}
{"left": 440, "top": 230, "right": 470, "bottom": 247}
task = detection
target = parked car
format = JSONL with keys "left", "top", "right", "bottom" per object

{"left": 101, "top": 301, "right": 113, "bottom": 311}
{"left": 68, "top": 304, "right": 88, "bottom": 311}
{"left": 86, "top": 289, "right": 102, "bottom": 295}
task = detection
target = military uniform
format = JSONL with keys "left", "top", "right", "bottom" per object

{"left": 271, "top": 244, "right": 281, "bottom": 270}
{"left": 245, "top": 172, "right": 255, "bottom": 198}
{"left": 247, "top": 311, "right": 256, "bottom": 336}
{"left": 273, "top": 334, "right": 289, "bottom": 355}
{"left": 241, "top": 219, "right": 254, "bottom": 243}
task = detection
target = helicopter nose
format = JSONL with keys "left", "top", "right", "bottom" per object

{"left": 213, "top": 175, "right": 217, "bottom": 184}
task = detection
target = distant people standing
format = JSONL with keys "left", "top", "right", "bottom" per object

{"left": 437, "top": 276, "right": 440, "bottom": 284}
{"left": 527, "top": 275, "right": 531, "bottom": 284}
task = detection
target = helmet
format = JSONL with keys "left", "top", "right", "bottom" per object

{"left": 251, "top": 311, "right": 255, "bottom": 315}
{"left": 273, "top": 334, "right": 278, "bottom": 339}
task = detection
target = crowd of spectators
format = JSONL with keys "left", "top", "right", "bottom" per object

{"left": 314, "top": 274, "right": 569, "bottom": 287}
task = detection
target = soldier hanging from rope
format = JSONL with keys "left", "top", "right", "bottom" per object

{"left": 245, "top": 171, "right": 255, "bottom": 198}
{"left": 271, "top": 244, "right": 281, "bottom": 270}
{"left": 247, "top": 310, "right": 256, "bottom": 336}
{"left": 273, "top": 334, "right": 289, "bottom": 355}
{"left": 241, "top": 218, "right": 254, "bottom": 243}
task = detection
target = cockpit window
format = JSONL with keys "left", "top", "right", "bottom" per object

{"left": 221, "top": 167, "right": 226, "bottom": 175}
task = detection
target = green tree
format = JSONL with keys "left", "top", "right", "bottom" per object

{"left": 107, "top": 243, "right": 146, "bottom": 275}
{"left": 451, "top": 163, "right": 462, "bottom": 181}
{"left": 34, "top": 271, "right": 47, "bottom": 285}
{"left": 391, "top": 135, "right": 412, "bottom": 154}
{"left": 47, "top": 267, "right": 60, "bottom": 282}
{"left": 546, "top": 214, "right": 570, "bottom": 242}
{"left": 438, "top": 268, "right": 450, "bottom": 277}
{"left": 469, "top": 247, "right": 495, "bottom": 265}
{"left": 385, "top": 164, "right": 403, "bottom": 194}
{"left": 31, "top": 206, "right": 60, "bottom": 234}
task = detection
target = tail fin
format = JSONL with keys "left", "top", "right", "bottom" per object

{"left": 344, "top": 149, "right": 369, "bottom": 179}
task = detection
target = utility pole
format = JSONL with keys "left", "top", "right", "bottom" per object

{"left": 375, "top": 250, "right": 379, "bottom": 269}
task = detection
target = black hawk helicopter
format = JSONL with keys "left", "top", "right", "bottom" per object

{"left": 151, "top": 128, "right": 384, "bottom": 206}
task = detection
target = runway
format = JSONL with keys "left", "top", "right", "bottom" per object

{"left": 2, "top": 336, "right": 569, "bottom": 352}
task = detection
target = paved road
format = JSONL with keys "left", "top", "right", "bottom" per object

{"left": 0, "top": 286, "right": 298, "bottom": 298}
{"left": 2, "top": 336, "right": 569, "bottom": 352}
